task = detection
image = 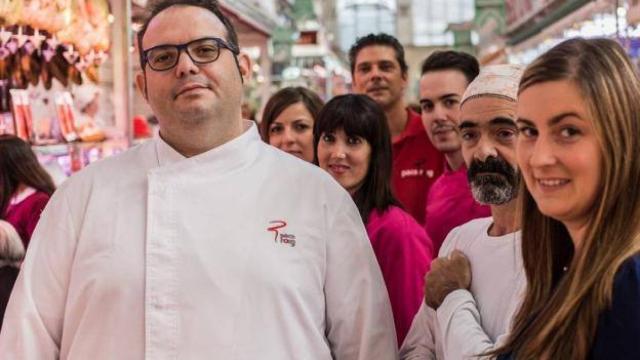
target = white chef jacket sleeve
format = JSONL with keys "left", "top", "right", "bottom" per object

{"left": 0, "top": 188, "right": 77, "bottom": 359}
{"left": 399, "top": 302, "right": 437, "bottom": 360}
{"left": 324, "top": 195, "right": 399, "bottom": 360}
{"left": 436, "top": 289, "right": 504, "bottom": 359}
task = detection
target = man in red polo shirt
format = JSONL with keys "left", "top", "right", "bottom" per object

{"left": 350, "top": 34, "right": 444, "bottom": 224}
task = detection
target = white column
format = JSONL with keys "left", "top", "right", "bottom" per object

{"left": 111, "top": 0, "right": 133, "bottom": 141}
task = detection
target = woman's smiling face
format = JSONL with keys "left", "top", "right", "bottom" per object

{"left": 516, "top": 80, "right": 602, "bottom": 233}
{"left": 317, "top": 128, "right": 372, "bottom": 195}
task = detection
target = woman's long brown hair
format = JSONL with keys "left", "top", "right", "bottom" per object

{"left": 494, "top": 38, "right": 640, "bottom": 359}
{"left": 0, "top": 135, "right": 55, "bottom": 217}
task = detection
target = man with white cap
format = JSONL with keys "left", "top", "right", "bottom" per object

{"left": 400, "top": 64, "right": 525, "bottom": 359}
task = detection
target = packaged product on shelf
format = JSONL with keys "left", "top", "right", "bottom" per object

{"left": 55, "top": 91, "right": 78, "bottom": 142}
{"left": 0, "top": 112, "right": 14, "bottom": 135}
{"left": 28, "top": 84, "right": 60, "bottom": 145}
{"left": 9, "top": 89, "right": 33, "bottom": 142}
{"left": 68, "top": 142, "right": 84, "bottom": 173}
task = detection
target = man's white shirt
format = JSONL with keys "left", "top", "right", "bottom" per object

{"left": 0, "top": 123, "right": 398, "bottom": 360}
{"left": 400, "top": 217, "right": 524, "bottom": 359}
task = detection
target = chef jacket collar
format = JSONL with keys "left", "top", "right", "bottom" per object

{"left": 154, "top": 120, "right": 257, "bottom": 169}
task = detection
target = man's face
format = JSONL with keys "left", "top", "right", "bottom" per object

{"left": 136, "top": 5, "right": 250, "bottom": 136}
{"left": 419, "top": 70, "right": 468, "bottom": 154}
{"left": 351, "top": 45, "right": 407, "bottom": 110}
{"left": 458, "top": 96, "right": 519, "bottom": 205}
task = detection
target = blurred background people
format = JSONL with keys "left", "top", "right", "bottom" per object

{"left": 418, "top": 50, "right": 490, "bottom": 253}
{"left": 315, "top": 94, "right": 433, "bottom": 345}
{"left": 260, "top": 86, "right": 324, "bottom": 163}
{"left": 132, "top": 115, "right": 153, "bottom": 140}
{"left": 72, "top": 84, "right": 106, "bottom": 142}
{"left": 73, "top": 84, "right": 101, "bottom": 127}
{"left": 350, "top": 33, "right": 444, "bottom": 225}
{"left": 241, "top": 102, "right": 256, "bottom": 122}
{"left": 0, "top": 135, "right": 55, "bottom": 248}
{"left": 496, "top": 38, "right": 640, "bottom": 359}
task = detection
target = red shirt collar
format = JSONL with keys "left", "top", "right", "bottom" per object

{"left": 444, "top": 162, "right": 467, "bottom": 175}
{"left": 393, "top": 109, "right": 425, "bottom": 144}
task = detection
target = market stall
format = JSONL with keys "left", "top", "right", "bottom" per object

{"left": 0, "top": 0, "right": 129, "bottom": 177}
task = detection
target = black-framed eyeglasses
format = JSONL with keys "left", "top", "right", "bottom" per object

{"left": 141, "top": 37, "right": 239, "bottom": 71}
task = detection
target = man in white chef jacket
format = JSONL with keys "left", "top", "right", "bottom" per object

{"left": 0, "top": 1, "right": 398, "bottom": 359}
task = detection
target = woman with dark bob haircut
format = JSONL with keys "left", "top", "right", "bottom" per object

{"left": 260, "top": 86, "right": 324, "bottom": 163}
{"left": 314, "top": 94, "right": 434, "bottom": 345}
{"left": 0, "top": 135, "right": 55, "bottom": 248}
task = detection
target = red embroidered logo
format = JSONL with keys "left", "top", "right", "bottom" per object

{"left": 267, "top": 220, "right": 296, "bottom": 247}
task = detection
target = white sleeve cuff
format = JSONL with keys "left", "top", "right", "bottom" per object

{"left": 437, "top": 289, "right": 476, "bottom": 323}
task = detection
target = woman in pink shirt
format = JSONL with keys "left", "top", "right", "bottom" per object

{"left": 0, "top": 135, "right": 55, "bottom": 248}
{"left": 315, "top": 94, "right": 434, "bottom": 345}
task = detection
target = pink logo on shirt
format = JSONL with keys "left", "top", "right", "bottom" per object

{"left": 400, "top": 168, "right": 435, "bottom": 179}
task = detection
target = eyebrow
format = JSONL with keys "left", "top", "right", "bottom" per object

{"left": 459, "top": 116, "right": 515, "bottom": 130}
{"left": 458, "top": 120, "right": 477, "bottom": 130}
{"left": 549, "top": 112, "right": 583, "bottom": 125}
{"left": 357, "top": 60, "right": 397, "bottom": 70}
{"left": 441, "top": 93, "right": 459, "bottom": 100}
{"left": 420, "top": 93, "right": 459, "bottom": 104}
{"left": 517, "top": 112, "right": 583, "bottom": 127}
{"left": 489, "top": 117, "right": 517, "bottom": 127}
{"left": 516, "top": 118, "right": 534, "bottom": 126}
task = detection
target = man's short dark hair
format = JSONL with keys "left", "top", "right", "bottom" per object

{"left": 348, "top": 33, "right": 408, "bottom": 75}
{"left": 137, "top": 0, "right": 239, "bottom": 70}
{"left": 420, "top": 51, "right": 479, "bottom": 84}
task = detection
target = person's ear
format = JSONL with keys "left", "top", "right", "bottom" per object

{"left": 135, "top": 71, "right": 148, "bottom": 100}
{"left": 237, "top": 53, "right": 252, "bottom": 83}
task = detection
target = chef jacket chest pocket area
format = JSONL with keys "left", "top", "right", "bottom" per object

{"left": 74, "top": 212, "right": 117, "bottom": 261}
{"left": 71, "top": 188, "right": 147, "bottom": 274}
{"left": 65, "top": 211, "right": 146, "bottom": 307}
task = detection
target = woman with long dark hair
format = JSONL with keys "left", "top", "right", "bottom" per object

{"left": 494, "top": 38, "right": 640, "bottom": 358}
{"left": 314, "top": 94, "right": 434, "bottom": 345}
{"left": 260, "top": 86, "right": 324, "bottom": 163}
{"left": 0, "top": 135, "right": 55, "bottom": 247}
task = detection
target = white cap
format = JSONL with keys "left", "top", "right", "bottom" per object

{"left": 461, "top": 64, "right": 524, "bottom": 105}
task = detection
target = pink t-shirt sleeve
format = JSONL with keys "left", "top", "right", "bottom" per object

{"left": 366, "top": 206, "right": 434, "bottom": 346}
